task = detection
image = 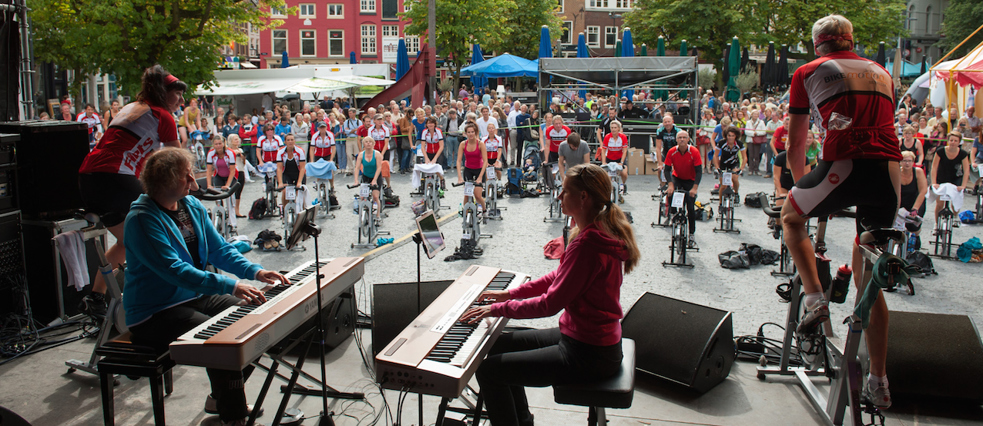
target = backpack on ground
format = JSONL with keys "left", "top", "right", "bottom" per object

{"left": 718, "top": 251, "right": 750, "bottom": 269}
{"left": 249, "top": 198, "right": 268, "bottom": 220}
{"left": 506, "top": 168, "right": 523, "bottom": 195}
{"left": 906, "top": 251, "right": 936, "bottom": 277}
{"left": 745, "top": 192, "right": 767, "bottom": 208}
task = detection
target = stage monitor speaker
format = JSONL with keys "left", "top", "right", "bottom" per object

{"left": 621, "top": 292, "right": 735, "bottom": 394}
{"left": 283, "top": 287, "right": 356, "bottom": 350}
{"left": 22, "top": 218, "right": 103, "bottom": 324}
{"left": 372, "top": 280, "right": 454, "bottom": 356}
{"left": 0, "top": 121, "right": 89, "bottom": 220}
{"left": 0, "top": 210, "right": 24, "bottom": 318}
{"left": 886, "top": 311, "right": 983, "bottom": 403}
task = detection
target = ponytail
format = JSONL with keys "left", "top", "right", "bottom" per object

{"left": 565, "top": 164, "right": 641, "bottom": 273}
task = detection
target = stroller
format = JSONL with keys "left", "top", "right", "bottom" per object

{"left": 522, "top": 142, "right": 542, "bottom": 183}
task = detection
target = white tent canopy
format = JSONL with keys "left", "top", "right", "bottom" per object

{"left": 195, "top": 67, "right": 394, "bottom": 97}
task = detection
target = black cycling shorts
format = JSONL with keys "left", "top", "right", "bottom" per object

{"left": 547, "top": 151, "right": 559, "bottom": 164}
{"left": 360, "top": 174, "right": 375, "bottom": 184}
{"left": 78, "top": 172, "right": 144, "bottom": 227}
{"left": 463, "top": 167, "right": 483, "bottom": 183}
{"left": 788, "top": 159, "right": 899, "bottom": 236}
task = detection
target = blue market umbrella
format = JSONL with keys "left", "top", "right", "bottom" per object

{"left": 396, "top": 38, "right": 410, "bottom": 80}
{"left": 539, "top": 25, "right": 552, "bottom": 59}
{"left": 726, "top": 37, "right": 740, "bottom": 102}
{"left": 622, "top": 28, "right": 635, "bottom": 100}
{"left": 471, "top": 44, "right": 486, "bottom": 96}
{"left": 281, "top": 50, "right": 290, "bottom": 68}
{"left": 349, "top": 51, "right": 357, "bottom": 64}
{"left": 679, "top": 40, "right": 688, "bottom": 99}
{"left": 577, "top": 32, "right": 589, "bottom": 100}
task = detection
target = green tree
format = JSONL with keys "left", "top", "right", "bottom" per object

{"left": 401, "top": 0, "right": 514, "bottom": 91}
{"left": 483, "top": 0, "right": 563, "bottom": 60}
{"left": 938, "top": 0, "right": 983, "bottom": 59}
{"left": 31, "top": 0, "right": 290, "bottom": 97}
{"left": 624, "top": 0, "right": 751, "bottom": 72}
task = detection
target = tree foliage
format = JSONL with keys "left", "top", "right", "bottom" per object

{"left": 31, "top": 0, "right": 291, "bottom": 97}
{"left": 624, "top": 0, "right": 750, "bottom": 72}
{"left": 401, "top": 0, "right": 514, "bottom": 90}
{"left": 939, "top": 0, "right": 983, "bottom": 59}
{"left": 483, "top": 0, "right": 563, "bottom": 60}
{"left": 626, "top": 0, "right": 907, "bottom": 71}
{"left": 734, "top": 69, "right": 759, "bottom": 95}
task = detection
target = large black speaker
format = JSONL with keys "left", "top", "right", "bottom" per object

{"left": 886, "top": 311, "right": 983, "bottom": 403}
{"left": 283, "top": 288, "right": 356, "bottom": 350}
{"left": 0, "top": 210, "right": 24, "bottom": 318}
{"left": 0, "top": 121, "right": 89, "bottom": 219}
{"left": 21, "top": 218, "right": 102, "bottom": 324}
{"left": 371, "top": 280, "right": 454, "bottom": 356}
{"left": 621, "top": 292, "right": 735, "bottom": 394}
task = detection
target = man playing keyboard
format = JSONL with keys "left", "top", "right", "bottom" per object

{"left": 123, "top": 148, "right": 289, "bottom": 426}
{"left": 461, "top": 163, "right": 641, "bottom": 426}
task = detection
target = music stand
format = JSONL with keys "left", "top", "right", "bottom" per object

{"left": 284, "top": 207, "right": 335, "bottom": 426}
{"left": 411, "top": 210, "right": 444, "bottom": 426}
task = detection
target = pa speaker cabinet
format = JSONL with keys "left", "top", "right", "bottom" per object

{"left": 21, "top": 218, "right": 103, "bottom": 324}
{"left": 0, "top": 121, "right": 88, "bottom": 220}
{"left": 284, "top": 287, "right": 356, "bottom": 350}
{"left": 371, "top": 280, "right": 454, "bottom": 356}
{"left": 622, "top": 292, "right": 735, "bottom": 393}
{"left": 886, "top": 311, "right": 983, "bottom": 403}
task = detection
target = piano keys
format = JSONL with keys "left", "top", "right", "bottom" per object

{"left": 375, "top": 265, "right": 529, "bottom": 398}
{"left": 169, "top": 257, "right": 365, "bottom": 371}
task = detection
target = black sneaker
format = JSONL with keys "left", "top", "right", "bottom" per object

{"left": 79, "top": 292, "right": 107, "bottom": 321}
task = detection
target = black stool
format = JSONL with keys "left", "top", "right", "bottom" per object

{"left": 96, "top": 332, "right": 175, "bottom": 426}
{"left": 553, "top": 338, "right": 635, "bottom": 426}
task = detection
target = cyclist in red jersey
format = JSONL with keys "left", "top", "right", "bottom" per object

{"left": 781, "top": 15, "right": 901, "bottom": 410}
{"left": 543, "top": 115, "right": 571, "bottom": 164}
{"left": 255, "top": 125, "right": 284, "bottom": 165}
{"left": 76, "top": 65, "right": 187, "bottom": 319}
{"left": 602, "top": 120, "right": 630, "bottom": 191}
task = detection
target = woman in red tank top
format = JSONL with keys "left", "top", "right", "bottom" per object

{"left": 456, "top": 122, "right": 488, "bottom": 211}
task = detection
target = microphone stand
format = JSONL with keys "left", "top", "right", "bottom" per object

{"left": 412, "top": 231, "right": 425, "bottom": 426}
{"left": 293, "top": 219, "right": 334, "bottom": 426}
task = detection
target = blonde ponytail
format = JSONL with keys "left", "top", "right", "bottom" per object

{"left": 565, "top": 164, "right": 641, "bottom": 273}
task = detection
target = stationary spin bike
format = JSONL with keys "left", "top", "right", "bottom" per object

{"left": 544, "top": 163, "right": 563, "bottom": 223}
{"left": 452, "top": 179, "right": 491, "bottom": 256}
{"left": 663, "top": 190, "right": 697, "bottom": 268}
{"left": 347, "top": 183, "right": 389, "bottom": 249}
{"left": 757, "top": 218, "right": 907, "bottom": 426}
{"left": 713, "top": 172, "right": 741, "bottom": 233}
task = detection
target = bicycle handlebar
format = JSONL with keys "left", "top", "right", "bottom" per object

{"left": 191, "top": 181, "right": 243, "bottom": 201}
{"left": 347, "top": 183, "right": 379, "bottom": 189}
{"left": 452, "top": 181, "right": 483, "bottom": 188}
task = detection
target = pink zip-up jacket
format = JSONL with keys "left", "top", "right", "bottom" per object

{"left": 489, "top": 223, "right": 628, "bottom": 346}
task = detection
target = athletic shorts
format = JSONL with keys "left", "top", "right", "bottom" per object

{"left": 463, "top": 167, "right": 483, "bottom": 183}
{"left": 360, "top": 174, "right": 376, "bottom": 185}
{"left": 548, "top": 151, "right": 559, "bottom": 164}
{"left": 787, "top": 159, "right": 898, "bottom": 236}
{"left": 78, "top": 172, "right": 144, "bottom": 227}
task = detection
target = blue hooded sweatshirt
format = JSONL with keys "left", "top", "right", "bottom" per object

{"left": 123, "top": 194, "right": 263, "bottom": 327}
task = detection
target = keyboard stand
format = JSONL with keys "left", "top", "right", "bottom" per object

{"left": 247, "top": 326, "right": 365, "bottom": 426}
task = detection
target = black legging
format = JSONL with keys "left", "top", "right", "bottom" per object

{"left": 129, "top": 295, "right": 253, "bottom": 422}
{"left": 672, "top": 177, "right": 698, "bottom": 234}
{"left": 475, "top": 328, "right": 622, "bottom": 426}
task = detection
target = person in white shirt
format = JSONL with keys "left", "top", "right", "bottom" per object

{"left": 476, "top": 105, "right": 494, "bottom": 139}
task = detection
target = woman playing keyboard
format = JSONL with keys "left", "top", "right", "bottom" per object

{"left": 123, "top": 148, "right": 289, "bottom": 426}
{"left": 461, "top": 163, "right": 641, "bottom": 426}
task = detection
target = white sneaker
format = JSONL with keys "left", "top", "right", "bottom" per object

{"left": 864, "top": 381, "right": 892, "bottom": 409}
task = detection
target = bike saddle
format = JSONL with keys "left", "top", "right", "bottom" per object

{"left": 721, "top": 186, "right": 735, "bottom": 197}
{"left": 859, "top": 228, "right": 904, "bottom": 247}
{"left": 759, "top": 194, "right": 782, "bottom": 218}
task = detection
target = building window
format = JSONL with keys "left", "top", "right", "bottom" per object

{"left": 925, "top": 5, "right": 932, "bottom": 34}
{"left": 586, "top": 26, "right": 600, "bottom": 47}
{"left": 273, "top": 29, "right": 287, "bottom": 55}
{"left": 301, "top": 30, "right": 316, "bottom": 56}
{"left": 614, "top": 0, "right": 630, "bottom": 8}
{"left": 587, "top": 0, "right": 602, "bottom": 8}
{"left": 361, "top": 24, "right": 377, "bottom": 55}
{"left": 270, "top": 7, "right": 286, "bottom": 17}
{"left": 361, "top": 0, "right": 376, "bottom": 13}
{"left": 329, "top": 30, "right": 344, "bottom": 57}
{"left": 382, "top": 25, "right": 399, "bottom": 37}
{"left": 382, "top": 0, "right": 398, "bottom": 19}
{"left": 560, "top": 21, "right": 573, "bottom": 45}
{"left": 557, "top": 0, "right": 563, "bottom": 13}
{"left": 605, "top": 27, "right": 617, "bottom": 48}
{"left": 406, "top": 35, "right": 420, "bottom": 54}
{"left": 328, "top": 4, "right": 344, "bottom": 17}
{"left": 299, "top": 4, "right": 315, "bottom": 18}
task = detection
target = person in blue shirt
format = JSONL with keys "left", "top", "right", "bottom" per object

{"left": 274, "top": 116, "right": 292, "bottom": 141}
{"left": 221, "top": 114, "right": 239, "bottom": 140}
{"left": 124, "top": 148, "right": 288, "bottom": 426}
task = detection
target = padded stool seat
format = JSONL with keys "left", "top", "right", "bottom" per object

{"left": 96, "top": 332, "right": 175, "bottom": 426}
{"left": 554, "top": 338, "right": 635, "bottom": 425}
{"left": 860, "top": 228, "right": 905, "bottom": 247}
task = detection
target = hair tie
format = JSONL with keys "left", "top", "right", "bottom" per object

{"left": 164, "top": 74, "right": 180, "bottom": 85}
{"left": 605, "top": 200, "right": 613, "bottom": 208}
